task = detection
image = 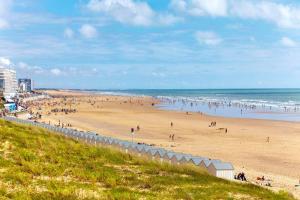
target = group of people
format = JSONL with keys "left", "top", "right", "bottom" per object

{"left": 256, "top": 176, "right": 272, "bottom": 187}
{"left": 209, "top": 121, "right": 217, "bottom": 127}
{"left": 50, "top": 108, "right": 77, "bottom": 114}
{"left": 169, "top": 134, "right": 175, "bottom": 141}
{"left": 235, "top": 172, "right": 247, "bottom": 181}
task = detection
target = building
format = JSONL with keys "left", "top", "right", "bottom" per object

{"left": 207, "top": 162, "right": 234, "bottom": 180}
{"left": 0, "top": 67, "right": 17, "bottom": 98}
{"left": 199, "top": 159, "right": 222, "bottom": 170}
{"left": 18, "top": 78, "right": 32, "bottom": 93}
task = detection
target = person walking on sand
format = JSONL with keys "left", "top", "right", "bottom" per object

{"left": 171, "top": 122, "right": 173, "bottom": 127}
{"left": 130, "top": 128, "right": 135, "bottom": 143}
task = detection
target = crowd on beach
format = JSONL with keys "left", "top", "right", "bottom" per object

{"left": 159, "top": 97, "right": 300, "bottom": 115}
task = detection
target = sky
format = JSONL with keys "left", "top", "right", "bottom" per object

{"left": 0, "top": 0, "right": 300, "bottom": 89}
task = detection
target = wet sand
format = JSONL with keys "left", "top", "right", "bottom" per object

{"left": 29, "top": 90, "right": 300, "bottom": 198}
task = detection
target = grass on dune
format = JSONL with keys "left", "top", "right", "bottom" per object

{"left": 0, "top": 119, "right": 295, "bottom": 200}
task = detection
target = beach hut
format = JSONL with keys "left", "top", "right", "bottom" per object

{"left": 207, "top": 162, "right": 234, "bottom": 180}
{"left": 146, "top": 149, "right": 160, "bottom": 160}
{"left": 111, "top": 139, "right": 121, "bottom": 148}
{"left": 179, "top": 154, "right": 193, "bottom": 164}
{"left": 170, "top": 153, "right": 185, "bottom": 165}
{"left": 153, "top": 149, "right": 167, "bottom": 162}
{"left": 128, "top": 143, "right": 138, "bottom": 153}
{"left": 140, "top": 145, "right": 152, "bottom": 156}
{"left": 121, "top": 142, "right": 131, "bottom": 153}
{"left": 91, "top": 135, "right": 97, "bottom": 145}
{"left": 188, "top": 157, "right": 207, "bottom": 166}
{"left": 162, "top": 152, "right": 176, "bottom": 164}
{"left": 199, "top": 159, "right": 222, "bottom": 170}
{"left": 103, "top": 137, "right": 110, "bottom": 146}
{"left": 115, "top": 140, "right": 126, "bottom": 148}
{"left": 133, "top": 144, "right": 146, "bottom": 156}
{"left": 96, "top": 136, "right": 104, "bottom": 145}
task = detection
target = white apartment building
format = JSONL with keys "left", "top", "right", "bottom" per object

{"left": 0, "top": 67, "right": 17, "bottom": 98}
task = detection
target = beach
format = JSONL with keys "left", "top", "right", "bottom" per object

{"left": 29, "top": 90, "right": 300, "bottom": 198}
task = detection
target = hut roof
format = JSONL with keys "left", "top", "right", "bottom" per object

{"left": 165, "top": 152, "right": 176, "bottom": 159}
{"left": 209, "top": 162, "right": 234, "bottom": 170}
{"left": 202, "top": 159, "right": 222, "bottom": 167}
{"left": 174, "top": 153, "right": 185, "bottom": 161}
{"left": 190, "top": 157, "right": 207, "bottom": 165}
{"left": 156, "top": 149, "right": 167, "bottom": 157}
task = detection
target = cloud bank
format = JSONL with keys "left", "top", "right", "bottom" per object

{"left": 171, "top": 0, "right": 300, "bottom": 28}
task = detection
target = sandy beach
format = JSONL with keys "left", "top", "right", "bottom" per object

{"left": 28, "top": 90, "right": 300, "bottom": 198}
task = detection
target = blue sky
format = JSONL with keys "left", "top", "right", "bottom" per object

{"left": 0, "top": 0, "right": 300, "bottom": 89}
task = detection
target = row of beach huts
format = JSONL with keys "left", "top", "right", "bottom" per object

{"left": 3, "top": 116, "right": 235, "bottom": 180}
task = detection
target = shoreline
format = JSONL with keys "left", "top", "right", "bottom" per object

{"left": 40, "top": 88, "right": 300, "bottom": 123}
{"left": 28, "top": 89, "right": 300, "bottom": 198}
{"left": 43, "top": 89, "right": 300, "bottom": 123}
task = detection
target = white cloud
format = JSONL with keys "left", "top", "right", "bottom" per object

{"left": 79, "top": 24, "right": 98, "bottom": 39}
{"left": 170, "top": 0, "right": 228, "bottom": 17}
{"left": 195, "top": 31, "right": 222, "bottom": 45}
{"left": 280, "top": 37, "right": 297, "bottom": 47}
{"left": 171, "top": 0, "right": 300, "bottom": 29}
{"left": 87, "top": 0, "right": 154, "bottom": 26}
{"left": 64, "top": 28, "right": 74, "bottom": 38}
{"left": 18, "top": 61, "right": 29, "bottom": 69}
{"left": 0, "top": 57, "right": 11, "bottom": 66}
{"left": 16, "top": 62, "right": 44, "bottom": 74}
{"left": 87, "top": 0, "right": 180, "bottom": 26}
{"left": 157, "top": 14, "right": 183, "bottom": 26}
{"left": 0, "top": 0, "right": 13, "bottom": 29}
{"left": 230, "top": 1, "right": 300, "bottom": 28}
{"left": 50, "top": 68, "right": 62, "bottom": 76}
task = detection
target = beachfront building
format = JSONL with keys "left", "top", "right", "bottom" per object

{"left": 153, "top": 149, "right": 167, "bottom": 162}
{"left": 0, "top": 67, "right": 17, "bottom": 98}
{"left": 163, "top": 152, "right": 176, "bottom": 163}
{"left": 188, "top": 157, "right": 207, "bottom": 166}
{"left": 199, "top": 159, "right": 222, "bottom": 170}
{"left": 18, "top": 78, "right": 32, "bottom": 93}
{"left": 170, "top": 154, "right": 185, "bottom": 165}
{"left": 207, "top": 162, "right": 234, "bottom": 180}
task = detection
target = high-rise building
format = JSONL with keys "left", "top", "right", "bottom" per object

{"left": 18, "top": 78, "right": 32, "bottom": 93}
{"left": 0, "top": 67, "right": 17, "bottom": 98}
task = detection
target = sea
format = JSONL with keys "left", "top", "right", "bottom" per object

{"left": 87, "top": 89, "right": 300, "bottom": 122}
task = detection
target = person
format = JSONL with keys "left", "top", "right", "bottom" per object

{"left": 225, "top": 128, "right": 228, "bottom": 134}
{"left": 171, "top": 122, "right": 173, "bottom": 127}
{"left": 237, "top": 172, "right": 247, "bottom": 181}
{"left": 241, "top": 172, "right": 247, "bottom": 181}
{"left": 172, "top": 134, "right": 175, "bottom": 141}
{"left": 137, "top": 125, "right": 140, "bottom": 131}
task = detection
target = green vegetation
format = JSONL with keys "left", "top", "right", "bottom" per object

{"left": 0, "top": 119, "right": 295, "bottom": 200}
